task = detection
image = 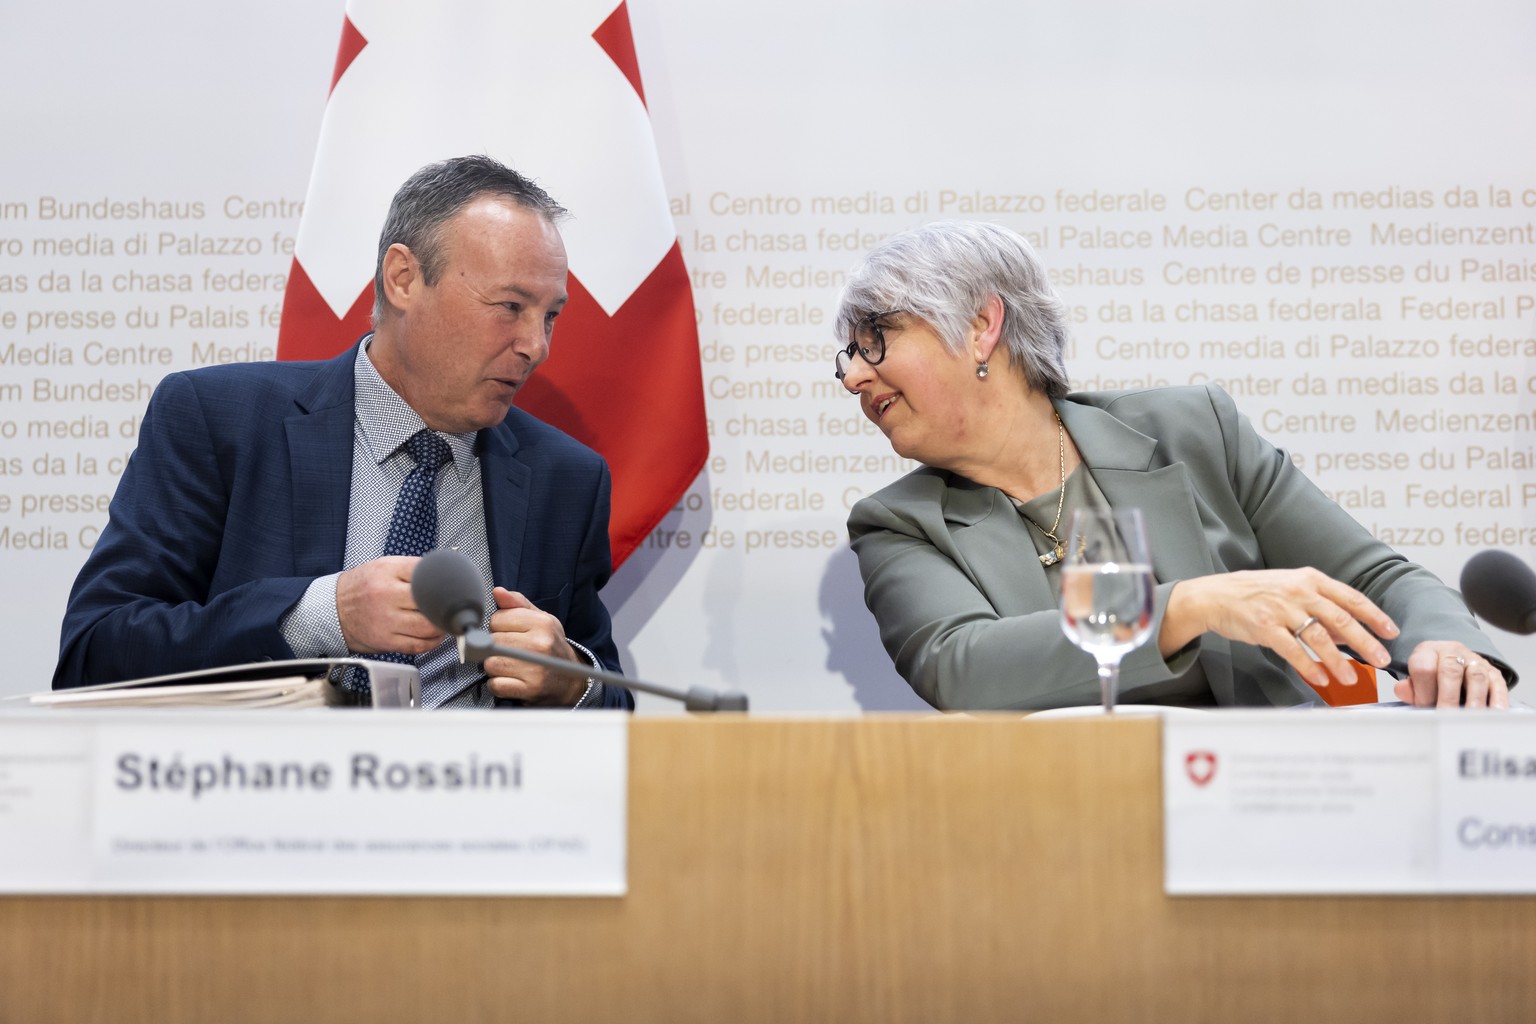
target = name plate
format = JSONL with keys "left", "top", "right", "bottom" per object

{"left": 0, "top": 710, "right": 627, "bottom": 896}
{"left": 1164, "top": 712, "right": 1536, "bottom": 894}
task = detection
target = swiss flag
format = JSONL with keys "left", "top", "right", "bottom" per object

{"left": 276, "top": 0, "right": 707, "bottom": 567}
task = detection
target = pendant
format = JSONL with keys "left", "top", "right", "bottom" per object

{"left": 1039, "top": 544, "right": 1065, "bottom": 567}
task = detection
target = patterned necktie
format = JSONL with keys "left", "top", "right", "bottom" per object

{"left": 366, "top": 429, "right": 453, "bottom": 679}
{"left": 383, "top": 429, "right": 452, "bottom": 560}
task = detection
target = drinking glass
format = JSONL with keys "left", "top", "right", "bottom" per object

{"left": 1059, "top": 508, "right": 1155, "bottom": 712}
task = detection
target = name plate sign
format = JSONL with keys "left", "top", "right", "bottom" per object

{"left": 0, "top": 710, "right": 627, "bottom": 896}
{"left": 1164, "top": 712, "right": 1536, "bottom": 894}
{"left": 1438, "top": 717, "right": 1536, "bottom": 888}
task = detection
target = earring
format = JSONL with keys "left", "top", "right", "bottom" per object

{"left": 976, "top": 362, "right": 989, "bottom": 379}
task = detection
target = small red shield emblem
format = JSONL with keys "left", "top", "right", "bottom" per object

{"left": 1185, "top": 751, "right": 1217, "bottom": 787}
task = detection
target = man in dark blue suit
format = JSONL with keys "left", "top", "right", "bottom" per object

{"left": 55, "top": 156, "right": 632, "bottom": 709}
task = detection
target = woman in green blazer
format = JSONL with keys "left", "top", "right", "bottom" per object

{"left": 836, "top": 221, "right": 1511, "bottom": 711}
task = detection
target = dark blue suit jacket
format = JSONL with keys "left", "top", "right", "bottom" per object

{"left": 54, "top": 345, "right": 631, "bottom": 708}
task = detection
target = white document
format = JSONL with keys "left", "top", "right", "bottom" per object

{"left": 0, "top": 710, "right": 627, "bottom": 896}
{"left": 1165, "top": 711, "right": 1536, "bottom": 895}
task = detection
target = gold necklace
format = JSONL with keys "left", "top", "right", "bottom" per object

{"left": 1030, "top": 413, "right": 1067, "bottom": 567}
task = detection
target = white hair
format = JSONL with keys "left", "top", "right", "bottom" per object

{"left": 834, "top": 221, "right": 1072, "bottom": 397}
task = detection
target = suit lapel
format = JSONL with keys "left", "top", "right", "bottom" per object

{"left": 1056, "top": 397, "right": 1237, "bottom": 703}
{"left": 943, "top": 477, "right": 1057, "bottom": 613}
{"left": 285, "top": 348, "right": 358, "bottom": 577}
{"left": 479, "top": 422, "right": 530, "bottom": 585}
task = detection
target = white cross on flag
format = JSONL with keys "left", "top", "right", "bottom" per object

{"left": 277, "top": 0, "right": 707, "bottom": 566}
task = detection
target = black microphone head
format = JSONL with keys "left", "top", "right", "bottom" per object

{"left": 411, "top": 549, "right": 485, "bottom": 636}
{"left": 1460, "top": 549, "right": 1536, "bottom": 635}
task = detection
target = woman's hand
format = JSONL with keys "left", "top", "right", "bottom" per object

{"left": 1161, "top": 568, "right": 1396, "bottom": 690}
{"left": 1395, "top": 642, "right": 1510, "bottom": 708}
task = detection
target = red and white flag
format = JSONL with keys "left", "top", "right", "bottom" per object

{"left": 277, "top": 0, "right": 707, "bottom": 567}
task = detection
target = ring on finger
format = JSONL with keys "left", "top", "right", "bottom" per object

{"left": 1292, "top": 615, "right": 1320, "bottom": 641}
{"left": 1454, "top": 655, "right": 1468, "bottom": 667}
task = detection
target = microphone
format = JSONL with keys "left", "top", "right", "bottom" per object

{"left": 410, "top": 549, "right": 748, "bottom": 712}
{"left": 1459, "top": 549, "right": 1536, "bottom": 635}
{"left": 411, "top": 546, "right": 485, "bottom": 637}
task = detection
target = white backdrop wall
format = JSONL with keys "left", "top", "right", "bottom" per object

{"left": 2, "top": 1, "right": 1534, "bottom": 709}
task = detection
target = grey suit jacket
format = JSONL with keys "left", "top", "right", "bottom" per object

{"left": 848, "top": 385, "right": 1507, "bottom": 710}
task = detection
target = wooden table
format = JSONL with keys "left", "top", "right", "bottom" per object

{"left": 2, "top": 716, "right": 1531, "bottom": 1022}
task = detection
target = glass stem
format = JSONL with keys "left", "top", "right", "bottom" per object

{"left": 1097, "top": 660, "right": 1119, "bottom": 713}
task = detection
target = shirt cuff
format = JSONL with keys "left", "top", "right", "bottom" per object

{"left": 566, "top": 639, "right": 605, "bottom": 709}
{"left": 278, "top": 573, "right": 347, "bottom": 657}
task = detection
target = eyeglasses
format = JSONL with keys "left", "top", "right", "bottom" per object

{"left": 834, "top": 309, "right": 904, "bottom": 381}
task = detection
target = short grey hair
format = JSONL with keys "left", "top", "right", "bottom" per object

{"left": 834, "top": 221, "right": 1072, "bottom": 398}
{"left": 373, "top": 154, "right": 568, "bottom": 323}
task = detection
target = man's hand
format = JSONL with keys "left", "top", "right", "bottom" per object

{"left": 484, "top": 587, "right": 586, "bottom": 706}
{"left": 1395, "top": 642, "right": 1510, "bottom": 709}
{"left": 336, "top": 556, "right": 444, "bottom": 655}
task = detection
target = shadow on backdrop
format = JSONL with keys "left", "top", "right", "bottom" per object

{"left": 605, "top": 469, "right": 713, "bottom": 679}
{"left": 819, "top": 545, "right": 933, "bottom": 712}
{"left": 698, "top": 544, "right": 742, "bottom": 686}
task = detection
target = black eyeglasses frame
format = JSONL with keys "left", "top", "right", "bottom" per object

{"left": 834, "top": 309, "right": 905, "bottom": 381}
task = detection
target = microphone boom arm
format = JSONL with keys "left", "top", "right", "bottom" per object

{"left": 458, "top": 627, "right": 748, "bottom": 712}
{"left": 412, "top": 547, "right": 747, "bottom": 712}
